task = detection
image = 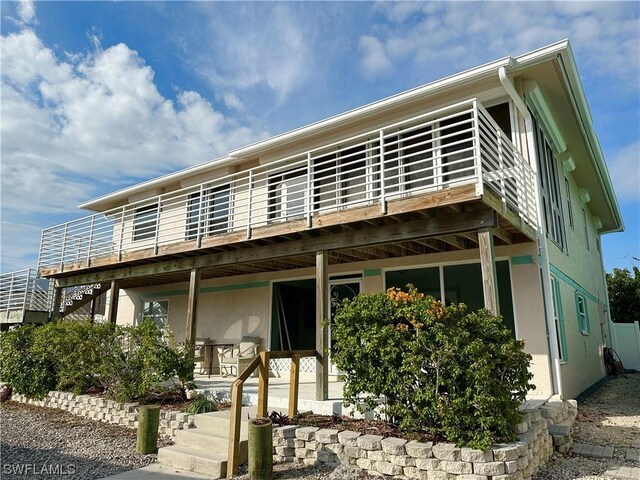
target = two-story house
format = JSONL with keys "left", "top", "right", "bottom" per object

{"left": 37, "top": 40, "right": 622, "bottom": 400}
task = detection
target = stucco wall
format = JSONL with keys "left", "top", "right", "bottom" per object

{"left": 545, "top": 167, "right": 610, "bottom": 399}
{"left": 110, "top": 242, "right": 553, "bottom": 397}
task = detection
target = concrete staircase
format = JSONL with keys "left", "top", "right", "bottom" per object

{"left": 158, "top": 407, "right": 253, "bottom": 478}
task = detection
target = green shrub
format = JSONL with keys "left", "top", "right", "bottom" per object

{"left": 331, "top": 286, "right": 534, "bottom": 450}
{"left": 0, "top": 319, "right": 194, "bottom": 404}
{"left": 0, "top": 325, "right": 56, "bottom": 399}
{"left": 184, "top": 394, "right": 218, "bottom": 414}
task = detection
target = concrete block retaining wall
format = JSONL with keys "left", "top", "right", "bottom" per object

{"left": 11, "top": 391, "right": 193, "bottom": 438}
{"left": 272, "top": 397, "right": 577, "bottom": 480}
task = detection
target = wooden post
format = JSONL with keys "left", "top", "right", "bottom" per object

{"left": 288, "top": 354, "right": 300, "bottom": 417}
{"left": 227, "top": 380, "right": 244, "bottom": 477}
{"left": 478, "top": 227, "right": 499, "bottom": 315}
{"left": 248, "top": 418, "right": 273, "bottom": 480}
{"left": 50, "top": 285, "right": 62, "bottom": 321}
{"left": 107, "top": 279, "right": 120, "bottom": 325}
{"left": 257, "top": 351, "right": 269, "bottom": 418}
{"left": 89, "top": 297, "right": 96, "bottom": 323}
{"left": 316, "top": 250, "right": 329, "bottom": 401}
{"left": 185, "top": 268, "right": 201, "bottom": 347}
{"left": 136, "top": 405, "right": 160, "bottom": 454}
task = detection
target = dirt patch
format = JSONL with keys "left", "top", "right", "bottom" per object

{"left": 572, "top": 371, "right": 640, "bottom": 449}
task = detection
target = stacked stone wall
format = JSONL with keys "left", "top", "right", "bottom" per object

{"left": 11, "top": 391, "right": 193, "bottom": 438}
{"left": 272, "top": 398, "right": 577, "bottom": 480}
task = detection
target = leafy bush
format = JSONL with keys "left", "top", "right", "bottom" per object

{"left": 0, "top": 325, "right": 56, "bottom": 399}
{"left": 0, "top": 319, "right": 195, "bottom": 403}
{"left": 331, "top": 286, "right": 534, "bottom": 450}
{"left": 184, "top": 394, "right": 218, "bottom": 414}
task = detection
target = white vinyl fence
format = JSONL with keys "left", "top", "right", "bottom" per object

{"left": 611, "top": 321, "right": 640, "bottom": 371}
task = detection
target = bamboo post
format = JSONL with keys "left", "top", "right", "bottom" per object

{"left": 288, "top": 354, "right": 300, "bottom": 417}
{"left": 136, "top": 406, "right": 160, "bottom": 454}
{"left": 248, "top": 418, "right": 273, "bottom": 480}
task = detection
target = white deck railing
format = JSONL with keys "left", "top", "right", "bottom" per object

{"left": 0, "top": 269, "right": 51, "bottom": 321}
{"left": 38, "top": 99, "right": 537, "bottom": 273}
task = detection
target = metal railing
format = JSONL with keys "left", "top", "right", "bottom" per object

{"left": 38, "top": 99, "right": 538, "bottom": 273}
{"left": 0, "top": 269, "right": 51, "bottom": 322}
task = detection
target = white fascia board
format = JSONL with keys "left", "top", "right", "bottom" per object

{"left": 77, "top": 40, "right": 575, "bottom": 213}
{"left": 555, "top": 44, "right": 624, "bottom": 233}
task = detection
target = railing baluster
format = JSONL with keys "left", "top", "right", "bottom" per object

{"left": 379, "top": 129, "right": 386, "bottom": 214}
{"left": 154, "top": 196, "right": 161, "bottom": 255}
{"left": 472, "top": 100, "right": 484, "bottom": 197}
{"left": 498, "top": 129, "right": 506, "bottom": 213}
{"left": 196, "top": 184, "right": 204, "bottom": 247}
{"left": 87, "top": 216, "right": 96, "bottom": 267}
{"left": 247, "top": 170, "right": 253, "bottom": 238}
{"left": 118, "top": 206, "right": 126, "bottom": 261}
{"left": 306, "top": 153, "right": 312, "bottom": 228}
{"left": 60, "top": 224, "right": 68, "bottom": 271}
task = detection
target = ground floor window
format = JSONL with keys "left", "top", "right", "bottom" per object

{"left": 142, "top": 300, "right": 169, "bottom": 330}
{"left": 384, "top": 260, "right": 517, "bottom": 337}
{"left": 575, "top": 292, "right": 590, "bottom": 335}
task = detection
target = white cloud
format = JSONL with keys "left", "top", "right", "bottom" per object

{"left": 0, "top": 28, "right": 268, "bottom": 271}
{"left": 222, "top": 92, "right": 245, "bottom": 111}
{"left": 16, "top": 0, "right": 36, "bottom": 25}
{"left": 361, "top": 2, "right": 639, "bottom": 88}
{"left": 608, "top": 141, "right": 640, "bottom": 205}
{"left": 359, "top": 35, "right": 394, "bottom": 77}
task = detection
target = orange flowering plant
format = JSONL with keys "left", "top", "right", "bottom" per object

{"left": 331, "top": 284, "right": 534, "bottom": 450}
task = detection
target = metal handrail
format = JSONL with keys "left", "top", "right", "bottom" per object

{"left": 227, "top": 349, "right": 316, "bottom": 477}
{"left": 0, "top": 269, "right": 51, "bottom": 318}
{"left": 38, "top": 99, "right": 538, "bottom": 274}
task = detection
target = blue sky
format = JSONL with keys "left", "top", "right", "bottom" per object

{"left": 1, "top": 1, "right": 638, "bottom": 273}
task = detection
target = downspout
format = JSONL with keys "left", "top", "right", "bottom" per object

{"left": 499, "top": 65, "right": 564, "bottom": 398}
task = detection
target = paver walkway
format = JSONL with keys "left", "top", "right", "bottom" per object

{"left": 572, "top": 442, "right": 614, "bottom": 459}
{"left": 604, "top": 464, "right": 640, "bottom": 480}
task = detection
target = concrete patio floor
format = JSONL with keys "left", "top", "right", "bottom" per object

{"left": 193, "top": 373, "right": 347, "bottom": 416}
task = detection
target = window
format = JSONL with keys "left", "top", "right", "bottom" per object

{"left": 142, "top": 300, "right": 169, "bottom": 330}
{"left": 268, "top": 168, "right": 306, "bottom": 220}
{"left": 575, "top": 292, "right": 590, "bottom": 335}
{"left": 185, "top": 185, "right": 230, "bottom": 239}
{"left": 550, "top": 276, "right": 568, "bottom": 361}
{"left": 582, "top": 208, "right": 590, "bottom": 251}
{"left": 133, "top": 203, "right": 158, "bottom": 241}
{"left": 532, "top": 112, "right": 565, "bottom": 250}
{"left": 565, "top": 177, "right": 574, "bottom": 229}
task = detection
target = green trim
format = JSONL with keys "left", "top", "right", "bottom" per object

{"left": 510, "top": 255, "right": 535, "bottom": 265}
{"left": 551, "top": 276, "right": 569, "bottom": 362}
{"left": 363, "top": 268, "right": 382, "bottom": 277}
{"left": 574, "top": 291, "right": 590, "bottom": 335}
{"left": 140, "top": 280, "right": 269, "bottom": 300}
{"left": 549, "top": 264, "right": 599, "bottom": 304}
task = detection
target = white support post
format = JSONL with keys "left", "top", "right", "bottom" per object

{"left": 306, "top": 153, "right": 312, "bottom": 228}
{"left": 154, "top": 196, "right": 161, "bottom": 255}
{"left": 60, "top": 224, "right": 68, "bottom": 271}
{"left": 118, "top": 206, "right": 126, "bottom": 261}
{"left": 247, "top": 170, "right": 254, "bottom": 238}
{"left": 196, "top": 184, "right": 204, "bottom": 248}
{"left": 87, "top": 215, "right": 95, "bottom": 266}
{"left": 497, "top": 129, "right": 506, "bottom": 213}
{"left": 472, "top": 100, "right": 484, "bottom": 197}
{"left": 379, "top": 130, "right": 386, "bottom": 214}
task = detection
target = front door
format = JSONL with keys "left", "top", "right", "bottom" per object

{"left": 328, "top": 279, "right": 361, "bottom": 375}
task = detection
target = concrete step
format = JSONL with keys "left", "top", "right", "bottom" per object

{"left": 157, "top": 445, "right": 227, "bottom": 478}
{"left": 191, "top": 408, "right": 255, "bottom": 431}
{"left": 175, "top": 429, "right": 248, "bottom": 460}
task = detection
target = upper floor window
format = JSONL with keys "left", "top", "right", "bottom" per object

{"left": 268, "top": 168, "right": 306, "bottom": 220}
{"left": 133, "top": 203, "right": 158, "bottom": 241}
{"left": 532, "top": 113, "right": 565, "bottom": 250}
{"left": 582, "top": 208, "right": 590, "bottom": 251}
{"left": 186, "top": 185, "right": 231, "bottom": 239}
{"left": 565, "top": 177, "right": 574, "bottom": 230}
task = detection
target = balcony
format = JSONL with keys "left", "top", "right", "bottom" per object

{"left": 0, "top": 269, "right": 51, "bottom": 323}
{"left": 38, "top": 99, "right": 538, "bottom": 277}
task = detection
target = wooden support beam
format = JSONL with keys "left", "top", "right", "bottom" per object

{"left": 288, "top": 354, "right": 300, "bottom": 417}
{"left": 257, "top": 352, "right": 269, "bottom": 417}
{"left": 493, "top": 227, "right": 514, "bottom": 245}
{"left": 478, "top": 227, "right": 499, "bottom": 315}
{"left": 316, "top": 250, "right": 329, "bottom": 401}
{"left": 185, "top": 268, "right": 201, "bottom": 346}
{"left": 107, "top": 280, "right": 120, "bottom": 325}
{"left": 50, "top": 285, "right": 62, "bottom": 321}
{"left": 436, "top": 235, "right": 467, "bottom": 250}
{"left": 56, "top": 209, "right": 497, "bottom": 287}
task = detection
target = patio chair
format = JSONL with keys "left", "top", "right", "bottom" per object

{"left": 218, "top": 336, "right": 260, "bottom": 377}
{"left": 194, "top": 337, "right": 210, "bottom": 374}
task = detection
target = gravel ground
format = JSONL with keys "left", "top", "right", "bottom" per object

{"left": 0, "top": 401, "right": 173, "bottom": 480}
{"left": 232, "top": 464, "right": 380, "bottom": 480}
{"left": 533, "top": 372, "right": 640, "bottom": 480}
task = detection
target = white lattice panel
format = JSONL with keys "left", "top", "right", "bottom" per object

{"left": 269, "top": 357, "right": 316, "bottom": 373}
